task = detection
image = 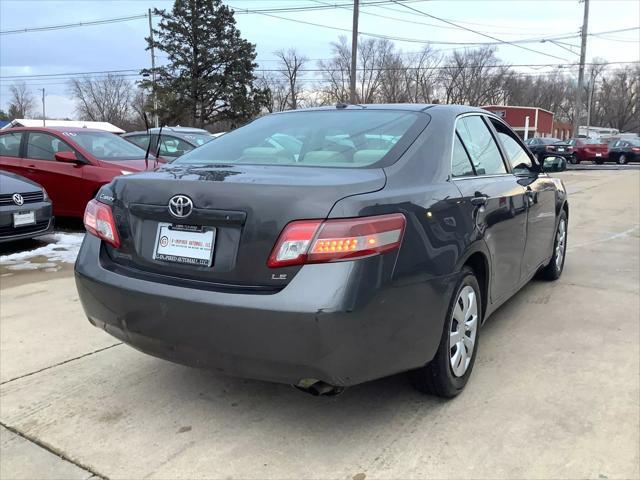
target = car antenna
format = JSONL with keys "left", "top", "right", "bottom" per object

{"left": 154, "top": 124, "right": 163, "bottom": 168}
{"left": 143, "top": 113, "right": 152, "bottom": 169}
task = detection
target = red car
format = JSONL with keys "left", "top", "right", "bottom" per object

{"left": 0, "top": 127, "right": 163, "bottom": 218}
{"left": 564, "top": 138, "right": 609, "bottom": 164}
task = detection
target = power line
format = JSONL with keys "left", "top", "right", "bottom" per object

{"left": 389, "top": 0, "right": 570, "bottom": 61}
{"left": 2, "top": 61, "right": 637, "bottom": 84}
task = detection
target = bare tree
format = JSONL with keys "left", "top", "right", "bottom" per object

{"left": 69, "top": 74, "right": 134, "bottom": 127}
{"left": 405, "top": 45, "right": 442, "bottom": 103}
{"left": 594, "top": 65, "right": 639, "bottom": 132}
{"left": 441, "top": 47, "right": 511, "bottom": 106}
{"left": 7, "top": 82, "right": 36, "bottom": 118}
{"left": 273, "top": 49, "right": 308, "bottom": 110}
{"left": 257, "top": 73, "right": 289, "bottom": 113}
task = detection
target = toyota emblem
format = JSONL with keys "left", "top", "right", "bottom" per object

{"left": 168, "top": 195, "right": 193, "bottom": 218}
{"left": 12, "top": 193, "right": 24, "bottom": 206}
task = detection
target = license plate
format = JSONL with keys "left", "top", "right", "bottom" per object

{"left": 596, "top": 153, "right": 602, "bottom": 157}
{"left": 153, "top": 223, "right": 216, "bottom": 267}
{"left": 13, "top": 211, "right": 35, "bottom": 227}
{"left": 557, "top": 147, "right": 565, "bottom": 152}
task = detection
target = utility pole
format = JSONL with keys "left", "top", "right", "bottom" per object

{"left": 586, "top": 70, "right": 596, "bottom": 137}
{"left": 573, "top": 0, "right": 589, "bottom": 137}
{"left": 39, "top": 88, "right": 46, "bottom": 127}
{"left": 349, "top": 0, "right": 359, "bottom": 104}
{"left": 148, "top": 8, "right": 159, "bottom": 128}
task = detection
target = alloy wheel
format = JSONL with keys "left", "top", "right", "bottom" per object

{"left": 449, "top": 285, "right": 478, "bottom": 377}
{"left": 555, "top": 218, "right": 567, "bottom": 267}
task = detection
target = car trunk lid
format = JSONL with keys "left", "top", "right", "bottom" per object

{"left": 104, "top": 164, "right": 386, "bottom": 289}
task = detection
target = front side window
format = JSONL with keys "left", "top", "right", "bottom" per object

{"left": 456, "top": 116, "right": 506, "bottom": 175}
{"left": 26, "top": 132, "right": 73, "bottom": 161}
{"left": 173, "top": 110, "right": 426, "bottom": 168}
{"left": 0, "top": 132, "right": 23, "bottom": 157}
{"left": 126, "top": 135, "right": 151, "bottom": 150}
{"left": 490, "top": 119, "right": 533, "bottom": 174}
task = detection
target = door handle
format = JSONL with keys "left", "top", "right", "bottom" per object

{"left": 471, "top": 195, "right": 488, "bottom": 207}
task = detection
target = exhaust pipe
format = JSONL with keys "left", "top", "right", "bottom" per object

{"left": 294, "top": 379, "right": 345, "bottom": 397}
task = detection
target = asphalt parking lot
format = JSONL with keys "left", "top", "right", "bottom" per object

{"left": 1, "top": 169, "right": 638, "bottom": 480}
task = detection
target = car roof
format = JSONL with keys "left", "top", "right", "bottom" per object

{"left": 2, "top": 126, "right": 109, "bottom": 134}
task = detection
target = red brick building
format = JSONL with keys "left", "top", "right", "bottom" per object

{"left": 481, "top": 105, "right": 554, "bottom": 139}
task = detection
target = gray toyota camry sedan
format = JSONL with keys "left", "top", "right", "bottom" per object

{"left": 75, "top": 104, "right": 568, "bottom": 398}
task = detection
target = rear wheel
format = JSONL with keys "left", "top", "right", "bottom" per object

{"left": 595, "top": 159, "right": 604, "bottom": 165}
{"left": 539, "top": 210, "right": 567, "bottom": 280}
{"left": 618, "top": 154, "right": 628, "bottom": 165}
{"left": 411, "top": 267, "right": 481, "bottom": 397}
{"left": 569, "top": 155, "right": 579, "bottom": 165}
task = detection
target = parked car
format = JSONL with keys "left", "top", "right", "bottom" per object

{"left": 608, "top": 138, "right": 640, "bottom": 164}
{"left": 0, "top": 127, "right": 164, "bottom": 218}
{"left": 0, "top": 171, "right": 53, "bottom": 243}
{"left": 75, "top": 104, "right": 569, "bottom": 398}
{"left": 564, "top": 138, "right": 609, "bottom": 164}
{"left": 123, "top": 127, "right": 215, "bottom": 159}
{"left": 524, "top": 137, "right": 573, "bottom": 161}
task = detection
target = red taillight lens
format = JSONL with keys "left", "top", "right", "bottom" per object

{"left": 546, "top": 145, "right": 556, "bottom": 151}
{"left": 567, "top": 146, "right": 574, "bottom": 153}
{"left": 632, "top": 147, "right": 640, "bottom": 153}
{"left": 83, "top": 199, "right": 121, "bottom": 248}
{"left": 267, "top": 213, "right": 406, "bottom": 268}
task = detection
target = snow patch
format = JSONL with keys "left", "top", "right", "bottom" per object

{"left": 0, "top": 232, "right": 85, "bottom": 270}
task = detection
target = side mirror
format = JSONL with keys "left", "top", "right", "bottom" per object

{"left": 54, "top": 150, "right": 81, "bottom": 164}
{"left": 542, "top": 156, "right": 567, "bottom": 173}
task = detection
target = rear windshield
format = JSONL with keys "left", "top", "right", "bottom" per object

{"left": 68, "top": 131, "right": 147, "bottom": 160}
{"left": 540, "top": 138, "right": 561, "bottom": 144}
{"left": 182, "top": 133, "right": 214, "bottom": 146}
{"left": 584, "top": 138, "right": 604, "bottom": 144}
{"left": 172, "top": 110, "right": 426, "bottom": 168}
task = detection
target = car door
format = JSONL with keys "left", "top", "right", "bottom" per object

{"left": 0, "top": 131, "right": 25, "bottom": 175}
{"left": 452, "top": 114, "right": 528, "bottom": 303}
{"left": 489, "top": 118, "right": 557, "bottom": 277}
{"left": 24, "top": 131, "right": 86, "bottom": 216}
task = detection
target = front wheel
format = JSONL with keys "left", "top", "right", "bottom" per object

{"left": 618, "top": 154, "right": 628, "bottom": 165}
{"left": 539, "top": 210, "right": 567, "bottom": 280}
{"left": 411, "top": 267, "right": 481, "bottom": 397}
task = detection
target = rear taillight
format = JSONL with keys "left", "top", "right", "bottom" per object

{"left": 267, "top": 213, "right": 406, "bottom": 268}
{"left": 632, "top": 147, "right": 640, "bottom": 153}
{"left": 567, "top": 146, "right": 574, "bottom": 153}
{"left": 83, "top": 199, "right": 120, "bottom": 248}
{"left": 546, "top": 145, "right": 556, "bottom": 151}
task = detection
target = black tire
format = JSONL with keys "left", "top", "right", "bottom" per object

{"left": 411, "top": 267, "right": 482, "bottom": 398}
{"left": 618, "top": 154, "right": 628, "bottom": 165}
{"left": 595, "top": 159, "right": 604, "bottom": 165}
{"left": 539, "top": 210, "right": 567, "bottom": 281}
{"left": 569, "top": 155, "right": 579, "bottom": 165}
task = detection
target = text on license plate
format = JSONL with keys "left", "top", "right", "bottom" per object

{"left": 13, "top": 211, "right": 35, "bottom": 227}
{"left": 596, "top": 153, "right": 602, "bottom": 157}
{"left": 153, "top": 223, "right": 216, "bottom": 266}
{"left": 557, "top": 147, "right": 564, "bottom": 152}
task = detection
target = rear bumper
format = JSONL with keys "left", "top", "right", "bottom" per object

{"left": 75, "top": 234, "right": 455, "bottom": 387}
{"left": 0, "top": 201, "right": 53, "bottom": 243}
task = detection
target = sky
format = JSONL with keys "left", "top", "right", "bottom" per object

{"left": 0, "top": 0, "right": 638, "bottom": 119}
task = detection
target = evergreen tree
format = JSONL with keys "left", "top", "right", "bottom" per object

{"left": 142, "top": 0, "right": 268, "bottom": 128}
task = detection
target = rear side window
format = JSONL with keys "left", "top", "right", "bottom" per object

{"left": 456, "top": 116, "right": 506, "bottom": 175}
{"left": 0, "top": 132, "right": 23, "bottom": 157}
{"left": 173, "top": 110, "right": 427, "bottom": 168}
{"left": 451, "top": 134, "right": 475, "bottom": 177}
{"left": 158, "top": 136, "right": 193, "bottom": 157}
